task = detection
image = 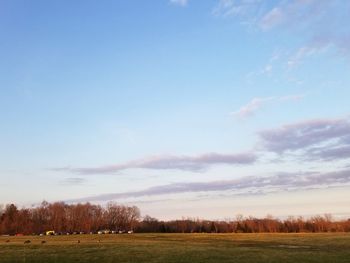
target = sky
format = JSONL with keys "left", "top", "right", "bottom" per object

{"left": 1, "top": 0, "right": 350, "bottom": 220}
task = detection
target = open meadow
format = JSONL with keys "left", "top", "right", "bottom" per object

{"left": 1, "top": 233, "right": 350, "bottom": 263}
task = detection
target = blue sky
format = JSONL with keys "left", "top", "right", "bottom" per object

{"left": 1, "top": 0, "right": 350, "bottom": 219}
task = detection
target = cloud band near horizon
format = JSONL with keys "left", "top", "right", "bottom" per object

{"left": 53, "top": 116, "right": 350, "bottom": 177}
{"left": 66, "top": 168, "right": 350, "bottom": 203}
{"left": 53, "top": 152, "right": 257, "bottom": 175}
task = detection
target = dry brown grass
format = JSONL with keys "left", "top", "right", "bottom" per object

{"left": 1, "top": 233, "right": 350, "bottom": 263}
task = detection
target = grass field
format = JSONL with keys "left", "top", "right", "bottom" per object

{"left": 1, "top": 233, "right": 350, "bottom": 263}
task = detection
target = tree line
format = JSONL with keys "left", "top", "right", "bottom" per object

{"left": 138, "top": 214, "right": 350, "bottom": 233}
{"left": 0, "top": 202, "right": 140, "bottom": 235}
{"left": 1, "top": 202, "right": 350, "bottom": 235}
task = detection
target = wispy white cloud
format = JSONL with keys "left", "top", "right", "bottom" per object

{"left": 60, "top": 177, "right": 87, "bottom": 186}
{"left": 170, "top": 0, "right": 188, "bottom": 7}
{"left": 244, "top": 51, "right": 283, "bottom": 82}
{"left": 53, "top": 152, "right": 257, "bottom": 175}
{"left": 213, "top": 0, "right": 350, "bottom": 67}
{"left": 231, "top": 97, "right": 274, "bottom": 119}
{"left": 260, "top": 7, "right": 284, "bottom": 30}
{"left": 288, "top": 33, "right": 350, "bottom": 68}
{"left": 231, "top": 95, "right": 303, "bottom": 119}
{"left": 216, "top": 0, "right": 333, "bottom": 32}
{"left": 213, "top": 0, "right": 262, "bottom": 18}
{"left": 213, "top": 0, "right": 350, "bottom": 37}
{"left": 287, "top": 42, "right": 330, "bottom": 68}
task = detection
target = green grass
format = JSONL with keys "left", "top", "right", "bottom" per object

{"left": 1, "top": 233, "right": 350, "bottom": 263}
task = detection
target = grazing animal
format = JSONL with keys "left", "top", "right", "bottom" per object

{"left": 77, "top": 240, "right": 80, "bottom": 243}
{"left": 41, "top": 240, "right": 46, "bottom": 244}
{"left": 24, "top": 240, "right": 31, "bottom": 244}
{"left": 5, "top": 240, "right": 10, "bottom": 243}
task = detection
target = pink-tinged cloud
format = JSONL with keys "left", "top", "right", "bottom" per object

{"left": 231, "top": 95, "right": 303, "bottom": 119}
{"left": 260, "top": 7, "right": 284, "bottom": 30}
{"left": 67, "top": 168, "right": 350, "bottom": 202}
{"left": 53, "top": 152, "right": 257, "bottom": 175}
{"left": 259, "top": 117, "right": 350, "bottom": 161}
{"left": 231, "top": 97, "right": 274, "bottom": 119}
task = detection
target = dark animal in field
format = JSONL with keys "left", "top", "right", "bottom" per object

{"left": 5, "top": 240, "right": 10, "bottom": 243}
{"left": 77, "top": 240, "right": 80, "bottom": 243}
{"left": 41, "top": 240, "right": 46, "bottom": 244}
{"left": 24, "top": 240, "right": 31, "bottom": 244}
